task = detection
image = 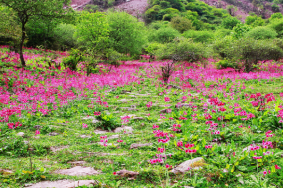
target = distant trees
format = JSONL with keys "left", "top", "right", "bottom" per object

{"left": 107, "top": 11, "right": 147, "bottom": 56}
{"left": 0, "top": 0, "right": 73, "bottom": 67}
{"left": 0, "top": 6, "right": 21, "bottom": 47}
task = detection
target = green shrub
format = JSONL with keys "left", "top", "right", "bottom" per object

{"left": 272, "top": 4, "right": 280, "bottom": 12}
{"left": 213, "top": 36, "right": 235, "bottom": 59}
{"left": 269, "top": 18, "right": 283, "bottom": 38}
{"left": 214, "top": 28, "right": 232, "bottom": 38}
{"left": 53, "top": 23, "right": 77, "bottom": 50}
{"left": 170, "top": 16, "right": 194, "bottom": 33}
{"left": 221, "top": 16, "right": 241, "bottom": 29}
{"left": 156, "top": 38, "right": 209, "bottom": 62}
{"left": 245, "top": 26, "right": 277, "bottom": 40}
{"left": 232, "top": 23, "right": 251, "bottom": 39}
{"left": 149, "top": 21, "right": 169, "bottom": 30}
{"left": 145, "top": 42, "right": 165, "bottom": 56}
{"left": 95, "top": 113, "right": 120, "bottom": 130}
{"left": 182, "top": 30, "right": 214, "bottom": 43}
{"left": 245, "top": 15, "right": 265, "bottom": 27}
{"left": 236, "top": 38, "right": 283, "bottom": 72}
{"left": 148, "top": 27, "right": 180, "bottom": 43}
{"left": 62, "top": 49, "right": 85, "bottom": 71}
{"left": 214, "top": 37, "right": 283, "bottom": 72}
{"left": 216, "top": 59, "right": 239, "bottom": 69}
{"left": 107, "top": 11, "right": 147, "bottom": 55}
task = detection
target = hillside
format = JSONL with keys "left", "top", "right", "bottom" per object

{"left": 201, "top": 0, "right": 283, "bottom": 21}
{"left": 71, "top": 0, "right": 148, "bottom": 19}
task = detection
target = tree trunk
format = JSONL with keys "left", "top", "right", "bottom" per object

{"left": 19, "top": 24, "right": 26, "bottom": 67}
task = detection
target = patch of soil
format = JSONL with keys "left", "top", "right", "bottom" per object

{"left": 115, "top": 0, "right": 148, "bottom": 20}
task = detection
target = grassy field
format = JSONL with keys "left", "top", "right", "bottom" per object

{"left": 1, "top": 47, "right": 283, "bottom": 188}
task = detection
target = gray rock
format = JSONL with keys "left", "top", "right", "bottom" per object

{"left": 133, "top": 117, "right": 144, "bottom": 120}
{"left": 67, "top": 161, "right": 86, "bottom": 166}
{"left": 49, "top": 132, "right": 59, "bottom": 136}
{"left": 0, "top": 169, "right": 13, "bottom": 174}
{"left": 34, "top": 125, "right": 42, "bottom": 129}
{"left": 25, "top": 180, "right": 98, "bottom": 188}
{"left": 118, "top": 99, "right": 133, "bottom": 103}
{"left": 166, "top": 84, "right": 181, "bottom": 90}
{"left": 171, "top": 157, "right": 204, "bottom": 174}
{"left": 116, "top": 170, "right": 139, "bottom": 178}
{"left": 94, "top": 130, "right": 108, "bottom": 134}
{"left": 80, "top": 135, "right": 91, "bottom": 138}
{"left": 158, "top": 109, "right": 171, "bottom": 113}
{"left": 97, "top": 142, "right": 117, "bottom": 147}
{"left": 50, "top": 146, "right": 69, "bottom": 153}
{"left": 82, "top": 116, "right": 96, "bottom": 120}
{"left": 113, "top": 126, "right": 133, "bottom": 134}
{"left": 175, "top": 103, "right": 191, "bottom": 109}
{"left": 130, "top": 143, "right": 153, "bottom": 149}
{"left": 17, "top": 132, "right": 25, "bottom": 137}
{"left": 108, "top": 135, "right": 119, "bottom": 139}
{"left": 55, "top": 166, "right": 100, "bottom": 176}
{"left": 92, "top": 119, "right": 100, "bottom": 124}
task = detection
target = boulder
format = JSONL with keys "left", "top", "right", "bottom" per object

{"left": 25, "top": 180, "right": 98, "bottom": 188}
{"left": 171, "top": 157, "right": 205, "bottom": 174}
{"left": 54, "top": 166, "right": 100, "bottom": 176}
{"left": 113, "top": 126, "right": 133, "bottom": 134}
{"left": 130, "top": 143, "right": 153, "bottom": 149}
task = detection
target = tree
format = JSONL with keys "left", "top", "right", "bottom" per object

{"left": 0, "top": 5, "right": 21, "bottom": 47}
{"left": 245, "top": 26, "right": 277, "bottom": 40}
{"left": 221, "top": 16, "right": 241, "bottom": 29}
{"left": 75, "top": 11, "right": 109, "bottom": 58}
{"left": 156, "top": 38, "right": 209, "bottom": 83}
{"left": 245, "top": 15, "right": 265, "bottom": 27}
{"left": 0, "top": 0, "right": 73, "bottom": 67}
{"left": 107, "top": 11, "right": 147, "bottom": 55}
{"left": 170, "top": 16, "right": 194, "bottom": 33}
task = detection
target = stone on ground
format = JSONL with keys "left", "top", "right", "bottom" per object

{"left": 54, "top": 166, "right": 100, "bottom": 176}
{"left": 171, "top": 157, "right": 205, "bottom": 174}
{"left": 130, "top": 143, "right": 153, "bottom": 149}
{"left": 25, "top": 179, "right": 97, "bottom": 188}
{"left": 113, "top": 126, "right": 133, "bottom": 134}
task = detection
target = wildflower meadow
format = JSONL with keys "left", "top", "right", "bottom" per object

{"left": 0, "top": 45, "right": 283, "bottom": 188}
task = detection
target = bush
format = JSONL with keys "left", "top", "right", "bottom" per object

{"left": 95, "top": 113, "right": 120, "bottom": 130}
{"left": 62, "top": 49, "right": 85, "bottom": 71}
{"left": 272, "top": 4, "right": 280, "bottom": 13}
{"left": 156, "top": 38, "right": 209, "bottom": 62}
{"left": 214, "top": 28, "right": 232, "bottom": 38}
{"left": 216, "top": 59, "right": 239, "bottom": 69}
{"left": 107, "top": 11, "right": 147, "bottom": 55}
{"left": 236, "top": 38, "right": 283, "bottom": 72}
{"left": 221, "top": 16, "right": 241, "bottom": 29}
{"left": 232, "top": 23, "right": 251, "bottom": 39}
{"left": 245, "top": 15, "right": 265, "bottom": 27}
{"left": 182, "top": 30, "right": 214, "bottom": 43}
{"left": 148, "top": 27, "right": 180, "bottom": 43}
{"left": 170, "top": 16, "right": 194, "bottom": 33}
{"left": 214, "top": 37, "right": 283, "bottom": 72}
{"left": 53, "top": 23, "right": 77, "bottom": 50}
{"left": 269, "top": 18, "right": 283, "bottom": 38}
{"left": 149, "top": 21, "right": 169, "bottom": 30}
{"left": 213, "top": 36, "right": 235, "bottom": 59}
{"left": 245, "top": 26, "right": 277, "bottom": 40}
{"left": 145, "top": 42, "right": 165, "bottom": 57}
